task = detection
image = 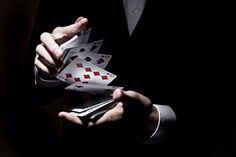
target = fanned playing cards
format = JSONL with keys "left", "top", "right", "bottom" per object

{"left": 55, "top": 28, "right": 120, "bottom": 119}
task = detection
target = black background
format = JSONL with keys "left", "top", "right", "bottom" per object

{"left": 0, "top": 0, "right": 235, "bottom": 157}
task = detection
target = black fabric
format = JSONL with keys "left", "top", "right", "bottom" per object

{"left": 28, "top": 0, "right": 235, "bottom": 157}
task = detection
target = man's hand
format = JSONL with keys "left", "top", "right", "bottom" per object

{"left": 34, "top": 17, "right": 88, "bottom": 76}
{"left": 58, "top": 89, "right": 159, "bottom": 139}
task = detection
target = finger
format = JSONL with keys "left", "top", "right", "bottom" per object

{"left": 125, "top": 90, "right": 152, "bottom": 106}
{"left": 112, "top": 88, "right": 124, "bottom": 100}
{"left": 58, "top": 112, "right": 82, "bottom": 125}
{"left": 113, "top": 89, "right": 151, "bottom": 107}
{"left": 60, "top": 17, "right": 88, "bottom": 37}
{"left": 35, "top": 58, "right": 52, "bottom": 74}
{"left": 75, "top": 17, "right": 84, "bottom": 23}
{"left": 36, "top": 44, "right": 56, "bottom": 67}
{"left": 52, "top": 17, "right": 88, "bottom": 42}
{"left": 36, "top": 44, "right": 63, "bottom": 69}
{"left": 95, "top": 103, "right": 124, "bottom": 125}
{"left": 40, "top": 32, "right": 63, "bottom": 59}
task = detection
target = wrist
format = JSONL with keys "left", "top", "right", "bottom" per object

{"left": 132, "top": 104, "right": 159, "bottom": 141}
{"left": 146, "top": 105, "right": 160, "bottom": 137}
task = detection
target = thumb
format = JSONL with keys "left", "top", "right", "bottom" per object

{"left": 63, "top": 17, "right": 88, "bottom": 37}
{"left": 113, "top": 89, "right": 152, "bottom": 108}
{"left": 112, "top": 88, "right": 124, "bottom": 101}
{"left": 52, "top": 17, "right": 88, "bottom": 42}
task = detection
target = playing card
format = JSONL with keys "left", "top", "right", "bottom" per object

{"left": 57, "top": 57, "right": 117, "bottom": 85}
{"left": 69, "top": 96, "right": 113, "bottom": 113}
{"left": 69, "top": 97, "right": 117, "bottom": 117}
{"left": 71, "top": 52, "right": 111, "bottom": 69}
{"left": 65, "top": 82, "right": 121, "bottom": 95}
{"left": 60, "top": 28, "right": 91, "bottom": 50}
{"left": 59, "top": 40, "right": 104, "bottom": 71}
{"left": 65, "top": 39, "right": 103, "bottom": 54}
{"left": 88, "top": 110, "right": 109, "bottom": 120}
{"left": 70, "top": 102, "right": 116, "bottom": 119}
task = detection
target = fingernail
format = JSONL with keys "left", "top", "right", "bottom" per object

{"left": 75, "top": 17, "right": 84, "bottom": 23}
{"left": 80, "top": 18, "right": 88, "bottom": 24}
{"left": 113, "top": 88, "right": 122, "bottom": 99}
{"left": 115, "top": 88, "right": 121, "bottom": 94}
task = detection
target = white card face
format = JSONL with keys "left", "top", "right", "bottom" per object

{"left": 59, "top": 40, "right": 104, "bottom": 71}
{"left": 72, "top": 53, "right": 111, "bottom": 69}
{"left": 66, "top": 39, "right": 103, "bottom": 53}
{"left": 57, "top": 57, "right": 117, "bottom": 85}
{"left": 60, "top": 28, "right": 91, "bottom": 50}
{"left": 65, "top": 82, "right": 120, "bottom": 95}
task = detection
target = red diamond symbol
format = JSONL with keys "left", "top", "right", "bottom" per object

{"left": 65, "top": 73, "right": 72, "bottom": 78}
{"left": 76, "top": 63, "right": 83, "bottom": 68}
{"left": 101, "top": 76, "right": 108, "bottom": 80}
{"left": 74, "top": 77, "right": 81, "bottom": 82}
{"left": 93, "top": 72, "right": 100, "bottom": 76}
{"left": 84, "top": 75, "right": 90, "bottom": 79}
{"left": 85, "top": 67, "right": 92, "bottom": 72}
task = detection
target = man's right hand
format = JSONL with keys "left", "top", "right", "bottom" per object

{"left": 34, "top": 17, "right": 88, "bottom": 76}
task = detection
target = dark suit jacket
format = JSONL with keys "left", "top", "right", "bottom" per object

{"left": 28, "top": 0, "right": 235, "bottom": 157}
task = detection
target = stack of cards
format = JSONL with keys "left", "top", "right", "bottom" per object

{"left": 55, "top": 28, "right": 120, "bottom": 119}
{"left": 68, "top": 96, "right": 118, "bottom": 120}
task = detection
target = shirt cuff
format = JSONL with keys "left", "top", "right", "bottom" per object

{"left": 34, "top": 66, "right": 63, "bottom": 88}
{"left": 143, "top": 104, "right": 176, "bottom": 145}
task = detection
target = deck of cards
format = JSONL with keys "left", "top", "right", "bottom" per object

{"left": 68, "top": 96, "right": 118, "bottom": 120}
{"left": 55, "top": 28, "right": 120, "bottom": 119}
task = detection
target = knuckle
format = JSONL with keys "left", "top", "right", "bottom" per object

{"left": 34, "top": 59, "right": 38, "bottom": 65}
{"left": 107, "top": 115, "right": 114, "bottom": 122}
{"left": 146, "top": 98, "right": 152, "bottom": 106}
{"left": 52, "top": 26, "right": 62, "bottom": 33}
{"left": 40, "top": 32, "right": 50, "bottom": 41}
{"left": 63, "top": 27, "right": 72, "bottom": 36}
{"left": 127, "top": 90, "right": 138, "bottom": 97}
{"left": 52, "top": 26, "right": 69, "bottom": 39}
{"left": 34, "top": 54, "right": 39, "bottom": 60}
{"left": 53, "top": 27, "right": 68, "bottom": 36}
